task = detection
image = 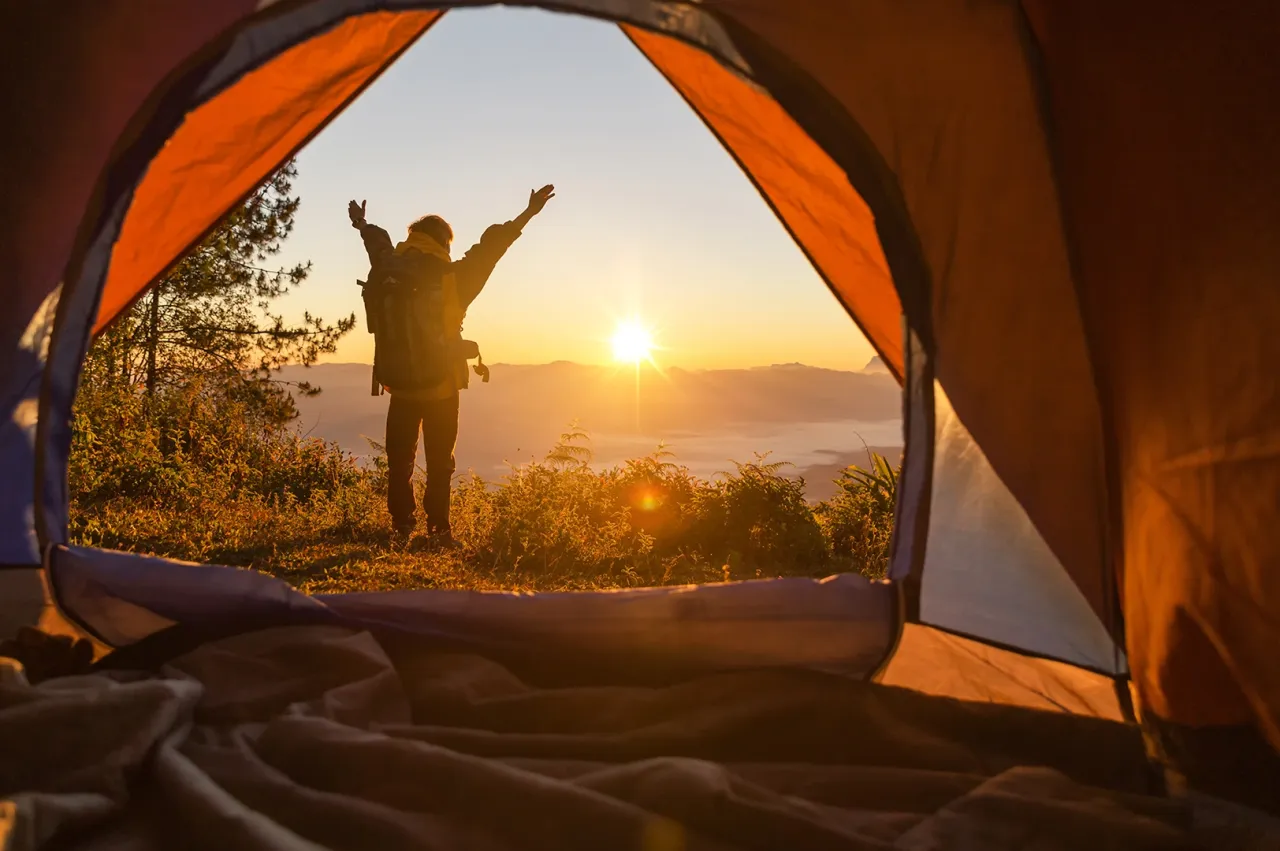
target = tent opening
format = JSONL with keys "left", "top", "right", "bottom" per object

{"left": 70, "top": 9, "right": 898, "bottom": 593}
{"left": 23, "top": 7, "right": 910, "bottom": 685}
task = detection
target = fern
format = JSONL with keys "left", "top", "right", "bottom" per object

{"left": 720, "top": 450, "right": 792, "bottom": 481}
{"left": 544, "top": 420, "right": 594, "bottom": 470}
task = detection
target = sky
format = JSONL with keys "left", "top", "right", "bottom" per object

{"left": 274, "top": 7, "right": 877, "bottom": 371}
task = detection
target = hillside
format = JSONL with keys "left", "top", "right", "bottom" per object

{"left": 278, "top": 361, "right": 903, "bottom": 500}
{"left": 70, "top": 359, "right": 902, "bottom": 594}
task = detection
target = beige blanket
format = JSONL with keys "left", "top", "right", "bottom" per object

{"left": 0, "top": 625, "right": 1243, "bottom": 850}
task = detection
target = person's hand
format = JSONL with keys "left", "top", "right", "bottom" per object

{"left": 525, "top": 185, "right": 555, "bottom": 216}
{"left": 348, "top": 199, "right": 366, "bottom": 229}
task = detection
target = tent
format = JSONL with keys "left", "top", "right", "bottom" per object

{"left": 3, "top": 0, "right": 1279, "bottom": 840}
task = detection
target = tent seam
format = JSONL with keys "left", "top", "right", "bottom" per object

{"left": 1013, "top": 1, "right": 1126, "bottom": 665}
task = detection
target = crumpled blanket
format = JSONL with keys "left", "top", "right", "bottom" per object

{"left": 0, "top": 625, "right": 1241, "bottom": 850}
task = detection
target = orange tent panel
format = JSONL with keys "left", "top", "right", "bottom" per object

{"left": 94, "top": 11, "right": 440, "bottom": 333}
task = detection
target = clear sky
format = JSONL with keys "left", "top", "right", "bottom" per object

{"left": 274, "top": 7, "right": 876, "bottom": 371}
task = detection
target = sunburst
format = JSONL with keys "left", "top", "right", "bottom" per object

{"left": 610, "top": 319, "right": 654, "bottom": 364}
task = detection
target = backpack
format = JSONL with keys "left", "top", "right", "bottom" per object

{"left": 358, "top": 248, "right": 451, "bottom": 396}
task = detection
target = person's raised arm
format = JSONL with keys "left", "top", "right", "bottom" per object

{"left": 510, "top": 185, "right": 555, "bottom": 232}
{"left": 348, "top": 199, "right": 367, "bottom": 230}
{"left": 453, "top": 185, "right": 556, "bottom": 307}
{"left": 348, "top": 199, "right": 393, "bottom": 264}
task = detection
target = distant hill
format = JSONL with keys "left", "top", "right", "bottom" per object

{"left": 862, "top": 355, "right": 891, "bottom": 375}
{"left": 277, "top": 361, "right": 903, "bottom": 500}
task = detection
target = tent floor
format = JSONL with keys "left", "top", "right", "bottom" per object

{"left": 5, "top": 622, "right": 1273, "bottom": 850}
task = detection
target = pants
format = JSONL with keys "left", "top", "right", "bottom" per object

{"left": 385, "top": 391, "right": 459, "bottom": 533}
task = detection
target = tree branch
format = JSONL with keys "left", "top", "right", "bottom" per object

{"left": 223, "top": 258, "right": 306, "bottom": 276}
{"left": 172, "top": 325, "right": 310, "bottom": 338}
{"left": 164, "top": 340, "right": 243, "bottom": 371}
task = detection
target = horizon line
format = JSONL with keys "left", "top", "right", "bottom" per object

{"left": 286, "top": 359, "right": 891, "bottom": 374}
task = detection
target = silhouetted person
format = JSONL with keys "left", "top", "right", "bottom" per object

{"left": 349, "top": 185, "right": 555, "bottom": 543}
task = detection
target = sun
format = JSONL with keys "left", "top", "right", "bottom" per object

{"left": 611, "top": 319, "right": 654, "bottom": 364}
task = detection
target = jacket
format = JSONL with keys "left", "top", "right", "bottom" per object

{"left": 358, "top": 219, "right": 522, "bottom": 399}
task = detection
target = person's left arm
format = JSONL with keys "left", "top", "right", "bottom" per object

{"left": 453, "top": 185, "right": 555, "bottom": 307}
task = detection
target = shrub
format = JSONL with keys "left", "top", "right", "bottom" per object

{"left": 684, "top": 454, "right": 829, "bottom": 577}
{"left": 70, "top": 375, "right": 361, "bottom": 511}
{"left": 452, "top": 462, "right": 654, "bottom": 579}
{"left": 608, "top": 444, "right": 702, "bottom": 553}
{"left": 813, "top": 451, "right": 898, "bottom": 579}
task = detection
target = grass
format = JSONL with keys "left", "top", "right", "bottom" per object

{"left": 68, "top": 380, "right": 898, "bottom": 595}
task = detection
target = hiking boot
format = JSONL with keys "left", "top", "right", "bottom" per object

{"left": 428, "top": 530, "right": 457, "bottom": 550}
{"left": 391, "top": 521, "right": 416, "bottom": 544}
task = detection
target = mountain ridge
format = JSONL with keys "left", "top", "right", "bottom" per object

{"left": 278, "top": 361, "right": 903, "bottom": 500}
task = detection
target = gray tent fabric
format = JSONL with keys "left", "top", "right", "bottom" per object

{"left": 0, "top": 289, "right": 59, "bottom": 567}
{"left": 47, "top": 544, "right": 897, "bottom": 680}
{"left": 919, "top": 383, "right": 1121, "bottom": 674}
